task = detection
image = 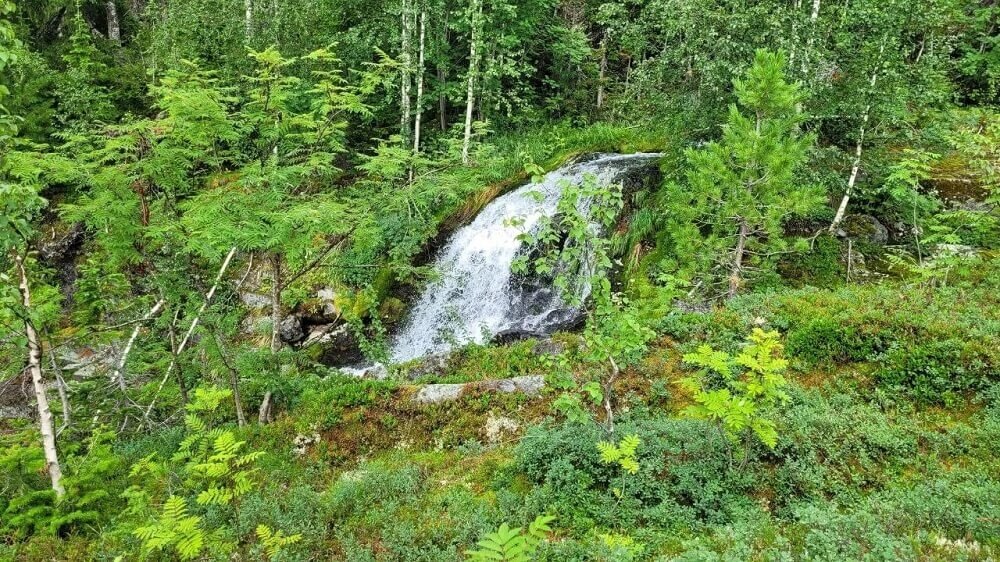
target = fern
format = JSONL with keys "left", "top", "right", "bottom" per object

{"left": 256, "top": 524, "right": 303, "bottom": 560}
{"left": 466, "top": 515, "right": 555, "bottom": 562}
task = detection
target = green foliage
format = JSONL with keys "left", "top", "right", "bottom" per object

{"left": 679, "top": 329, "right": 790, "bottom": 450}
{"left": 465, "top": 514, "right": 555, "bottom": 562}
{"left": 662, "top": 49, "right": 820, "bottom": 295}
{"left": 597, "top": 434, "right": 641, "bottom": 476}
{"left": 256, "top": 524, "right": 303, "bottom": 560}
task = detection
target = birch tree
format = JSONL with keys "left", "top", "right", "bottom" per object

{"left": 461, "top": 0, "right": 482, "bottom": 165}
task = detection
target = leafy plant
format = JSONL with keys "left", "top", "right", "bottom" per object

{"left": 679, "top": 329, "right": 790, "bottom": 463}
{"left": 256, "top": 524, "right": 304, "bottom": 560}
{"left": 465, "top": 514, "right": 555, "bottom": 562}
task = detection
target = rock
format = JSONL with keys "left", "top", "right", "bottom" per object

{"left": 278, "top": 316, "right": 305, "bottom": 344}
{"left": 304, "top": 323, "right": 365, "bottom": 367}
{"left": 934, "top": 244, "right": 977, "bottom": 258}
{"left": 484, "top": 414, "right": 520, "bottom": 444}
{"left": 317, "top": 288, "right": 339, "bottom": 316}
{"left": 531, "top": 338, "right": 567, "bottom": 357}
{"left": 0, "top": 373, "right": 33, "bottom": 420}
{"left": 57, "top": 346, "right": 116, "bottom": 379}
{"left": 404, "top": 351, "right": 452, "bottom": 380}
{"left": 412, "top": 375, "right": 545, "bottom": 404}
{"left": 413, "top": 383, "right": 465, "bottom": 404}
{"left": 239, "top": 292, "right": 272, "bottom": 309}
{"left": 838, "top": 214, "right": 889, "bottom": 245}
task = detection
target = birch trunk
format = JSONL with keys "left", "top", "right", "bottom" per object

{"left": 400, "top": 0, "right": 413, "bottom": 143}
{"left": 106, "top": 1, "right": 121, "bottom": 44}
{"left": 112, "top": 298, "right": 166, "bottom": 391}
{"left": 270, "top": 253, "right": 283, "bottom": 354}
{"left": 461, "top": 0, "right": 482, "bottom": 165}
{"left": 439, "top": 22, "right": 450, "bottom": 132}
{"left": 597, "top": 29, "right": 608, "bottom": 109}
{"left": 143, "top": 247, "right": 236, "bottom": 422}
{"left": 15, "top": 255, "right": 65, "bottom": 497}
{"left": 244, "top": 0, "right": 253, "bottom": 43}
{"left": 829, "top": 39, "right": 885, "bottom": 232}
{"left": 412, "top": 9, "right": 427, "bottom": 161}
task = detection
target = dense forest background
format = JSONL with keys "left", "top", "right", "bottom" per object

{"left": 1, "top": 0, "right": 999, "bottom": 560}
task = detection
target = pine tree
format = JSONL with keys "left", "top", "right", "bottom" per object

{"left": 666, "top": 50, "right": 820, "bottom": 297}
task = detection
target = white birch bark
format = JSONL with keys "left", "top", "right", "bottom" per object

{"left": 143, "top": 247, "right": 236, "bottom": 422}
{"left": 413, "top": 8, "right": 427, "bottom": 160}
{"left": 462, "top": 0, "right": 482, "bottom": 165}
{"left": 829, "top": 39, "right": 886, "bottom": 232}
{"left": 15, "top": 255, "right": 64, "bottom": 497}
{"left": 106, "top": 1, "right": 121, "bottom": 44}
{"left": 111, "top": 298, "right": 166, "bottom": 391}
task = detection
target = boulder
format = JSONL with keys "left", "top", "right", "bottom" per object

{"left": 838, "top": 214, "right": 889, "bottom": 246}
{"left": 412, "top": 375, "right": 545, "bottom": 404}
{"left": 404, "top": 351, "right": 452, "bottom": 380}
{"left": 278, "top": 316, "right": 305, "bottom": 344}
{"left": 304, "top": 323, "right": 365, "bottom": 367}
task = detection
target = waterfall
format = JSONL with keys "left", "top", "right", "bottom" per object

{"left": 388, "top": 153, "right": 662, "bottom": 364}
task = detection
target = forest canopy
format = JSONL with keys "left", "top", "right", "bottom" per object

{"left": 1, "top": 0, "right": 999, "bottom": 560}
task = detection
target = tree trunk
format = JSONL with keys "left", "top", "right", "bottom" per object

{"left": 143, "top": 247, "right": 236, "bottom": 423}
{"left": 112, "top": 298, "right": 166, "bottom": 391}
{"left": 244, "top": 0, "right": 253, "bottom": 43}
{"left": 258, "top": 391, "right": 273, "bottom": 424}
{"left": 106, "top": 1, "right": 121, "bottom": 44}
{"left": 829, "top": 39, "right": 885, "bottom": 232}
{"left": 270, "top": 253, "right": 282, "bottom": 354}
{"left": 15, "top": 255, "right": 65, "bottom": 498}
{"left": 596, "top": 29, "right": 608, "bottom": 109}
{"left": 412, "top": 7, "right": 427, "bottom": 169}
{"left": 213, "top": 332, "right": 246, "bottom": 427}
{"left": 438, "top": 21, "right": 450, "bottom": 132}
{"left": 728, "top": 218, "right": 749, "bottom": 298}
{"left": 400, "top": 0, "right": 413, "bottom": 143}
{"left": 461, "top": 0, "right": 482, "bottom": 165}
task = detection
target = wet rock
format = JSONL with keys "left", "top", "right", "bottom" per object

{"left": 304, "top": 323, "right": 365, "bottom": 367}
{"left": 412, "top": 375, "right": 545, "bottom": 404}
{"left": 838, "top": 214, "right": 889, "bottom": 246}
{"left": 404, "top": 351, "right": 452, "bottom": 380}
{"left": 278, "top": 316, "right": 305, "bottom": 344}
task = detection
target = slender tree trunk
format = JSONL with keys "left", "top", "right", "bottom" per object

{"left": 244, "top": 0, "right": 253, "bottom": 43}
{"left": 830, "top": 39, "right": 885, "bottom": 232}
{"left": 438, "top": 21, "right": 450, "bottom": 132}
{"left": 106, "top": 1, "right": 121, "bottom": 44}
{"left": 258, "top": 391, "right": 273, "bottom": 424}
{"left": 15, "top": 255, "right": 64, "bottom": 498}
{"left": 270, "top": 253, "right": 282, "bottom": 354}
{"left": 461, "top": 0, "right": 482, "bottom": 165}
{"left": 143, "top": 247, "right": 236, "bottom": 422}
{"left": 412, "top": 7, "right": 427, "bottom": 170}
{"left": 596, "top": 29, "right": 608, "bottom": 109}
{"left": 213, "top": 332, "right": 246, "bottom": 427}
{"left": 400, "top": 0, "right": 413, "bottom": 143}
{"left": 167, "top": 308, "right": 188, "bottom": 405}
{"left": 112, "top": 298, "right": 166, "bottom": 391}
{"left": 729, "top": 218, "right": 749, "bottom": 298}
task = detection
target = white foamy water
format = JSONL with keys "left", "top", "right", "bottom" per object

{"left": 388, "top": 153, "right": 661, "bottom": 363}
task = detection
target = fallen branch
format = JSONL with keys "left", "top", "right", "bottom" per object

{"left": 143, "top": 247, "right": 237, "bottom": 424}
{"left": 111, "top": 298, "right": 166, "bottom": 391}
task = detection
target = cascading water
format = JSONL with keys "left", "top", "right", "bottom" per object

{"left": 388, "top": 153, "right": 662, "bottom": 364}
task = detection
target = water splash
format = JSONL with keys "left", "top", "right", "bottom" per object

{"left": 389, "top": 153, "right": 661, "bottom": 363}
